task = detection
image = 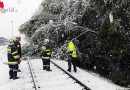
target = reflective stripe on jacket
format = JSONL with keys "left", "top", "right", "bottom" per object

{"left": 8, "top": 61, "right": 17, "bottom": 65}
{"left": 41, "top": 49, "right": 51, "bottom": 60}
{"left": 7, "top": 44, "right": 20, "bottom": 65}
{"left": 12, "top": 51, "right": 20, "bottom": 59}
{"left": 67, "top": 41, "right": 77, "bottom": 58}
{"left": 42, "top": 56, "right": 50, "bottom": 59}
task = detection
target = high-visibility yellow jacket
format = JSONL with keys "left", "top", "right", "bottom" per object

{"left": 67, "top": 41, "right": 77, "bottom": 58}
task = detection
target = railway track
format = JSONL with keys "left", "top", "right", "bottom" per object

{"left": 50, "top": 60, "right": 91, "bottom": 90}
{"left": 27, "top": 58, "right": 91, "bottom": 90}
{"left": 27, "top": 58, "right": 40, "bottom": 90}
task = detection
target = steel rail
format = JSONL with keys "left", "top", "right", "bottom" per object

{"left": 27, "top": 58, "right": 40, "bottom": 90}
{"left": 50, "top": 60, "right": 91, "bottom": 90}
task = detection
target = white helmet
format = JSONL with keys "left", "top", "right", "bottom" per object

{"left": 14, "top": 35, "right": 21, "bottom": 41}
{"left": 15, "top": 35, "right": 21, "bottom": 39}
{"left": 44, "top": 39, "right": 49, "bottom": 45}
{"left": 12, "top": 37, "right": 17, "bottom": 41}
{"left": 42, "top": 46, "right": 46, "bottom": 50}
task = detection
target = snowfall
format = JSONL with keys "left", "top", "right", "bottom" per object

{"left": 0, "top": 45, "right": 128, "bottom": 90}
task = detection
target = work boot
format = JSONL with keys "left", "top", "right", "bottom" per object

{"left": 47, "top": 69, "right": 52, "bottom": 71}
{"left": 9, "top": 77, "right": 13, "bottom": 79}
{"left": 43, "top": 67, "right": 46, "bottom": 70}
{"left": 18, "top": 69, "right": 21, "bottom": 72}
{"left": 13, "top": 77, "right": 20, "bottom": 80}
{"left": 67, "top": 69, "right": 71, "bottom": 72}
{"left": 74, "top": 70, "right": 77, "bottom": 73}
{"left": 43, "top": 68, "right": 46, "bottom": 70}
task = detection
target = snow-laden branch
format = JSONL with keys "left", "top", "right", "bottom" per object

{"left": 66, "top": 26, "right": 98, "bottom": 40}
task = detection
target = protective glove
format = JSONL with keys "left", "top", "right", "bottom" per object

{"left": 17, "top": 59, "right": 21, "bottom": 64}
{"left": 68, "top": 56, "right": 72, "bottom": 60}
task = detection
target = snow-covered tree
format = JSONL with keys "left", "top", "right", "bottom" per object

{"left": 19, "top": 0, "right": 130, "bottom": 87}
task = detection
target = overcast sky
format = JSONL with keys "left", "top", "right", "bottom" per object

{"left": 0, "top": 0, "right": 43, "bottom": 39}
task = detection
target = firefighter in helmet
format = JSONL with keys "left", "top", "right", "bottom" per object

{"left": 7, "top": 38, "right": 21, "bottom": 79}
{"left": 41, "top": 44, "right": 52, "bottom": 71}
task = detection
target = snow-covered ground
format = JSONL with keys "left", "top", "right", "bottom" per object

{"left": 0, "top": 46, "right": 127, "bottom": 90}
{"left": 0, "top": 46, "right": 34, "bottom": 90}
{"left": 51, "top": 59, "right": 125, "bottom": 90}
{"left": 30, "top": 59, "right": 83, "bottom": 90}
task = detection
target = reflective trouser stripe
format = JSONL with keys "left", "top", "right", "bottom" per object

{"left": 10, "top": 68, "right": 18, "bottom": 71}
{"left": 10, "top": 68, "right": 14, "bottom": 70}
{"left": 13, "top": 69, "right": 18, "bottom": 71}
{"left": 43, "top": 65, "right": 50, "bottom": 66}
{"left": 8, "top": 62, "right": 17, "bottom": 65}
{"left": 42, "top": 56, "right": 50, "bottom": 59}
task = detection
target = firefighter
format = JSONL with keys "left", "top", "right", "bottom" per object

{"left": 15, "top": 36, "right": 22, "bottom": 72}
{"left": 66, "top": 37, "right": 77, "bottom": 72}
{"left": 41, "top": 45, "right": 52, "bottom": 71}
{"left": 7, "top": 38, "right": 21, "bottom": 80}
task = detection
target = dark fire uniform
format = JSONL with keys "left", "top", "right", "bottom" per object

{"left": 7, "top": 43, "right": 20, "bottom": 79}
{"left": 17, "top": 41, "right": 21, "bottom": 58}
{"left": 41, "top": 48, "right": 51, "bottom": 71}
